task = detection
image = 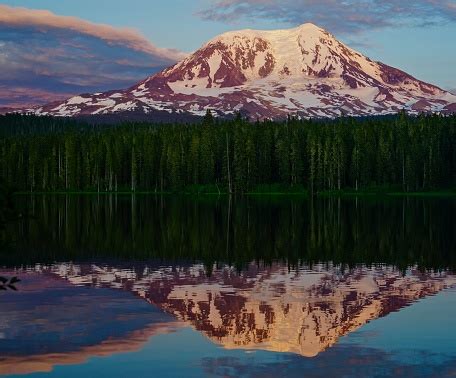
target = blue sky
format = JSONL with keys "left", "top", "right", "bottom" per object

{"left": 1, "top": 0, "right": 455, "bottom": 107}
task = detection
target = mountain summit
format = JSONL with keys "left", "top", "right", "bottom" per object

{"left": 33, "top": 23, "right": 456, "bottom": 119}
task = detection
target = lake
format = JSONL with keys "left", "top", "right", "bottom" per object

{"left": 1, "top": 195, "right": 455, "bottom": 377}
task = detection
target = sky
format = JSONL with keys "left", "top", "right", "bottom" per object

{"left": 0, "top": 0, "right": 455, "bottom": 107}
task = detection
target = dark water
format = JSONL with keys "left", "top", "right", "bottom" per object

{"left": 1, "top": 195, "right": 456, "bottom": 377}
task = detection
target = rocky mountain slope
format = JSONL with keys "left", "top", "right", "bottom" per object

{"left": 32, "top": 23, "right": 456, "bottom": 119}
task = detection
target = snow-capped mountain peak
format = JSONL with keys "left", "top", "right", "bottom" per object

{"left": 33, "top": 23, "right": 456, "bottom": 120}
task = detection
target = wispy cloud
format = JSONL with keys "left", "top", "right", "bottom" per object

{"left": 0, "top": 5, "right": 187, "bottom": 108}
{"left": 198, "top": 0, "right": 456, "bottom": 34}
{"left": 0, "top": 5, "right": 186, "bottom": 61}
{"left": 0, "top": 86, "right": 73, "bottom": 108}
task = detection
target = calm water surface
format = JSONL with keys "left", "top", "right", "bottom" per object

{"left": 1, "top": 195, "right": 455, "bottom": 377}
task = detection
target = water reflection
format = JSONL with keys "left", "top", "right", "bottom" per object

{"left": 1, "top": 261, "right": 455, "bottom": 376}
{"left": 0, "top": 268, "right": 179, "bottom": 375}
{"left": 1, "top": 195, "right": 455, "bottom": 376}
{"left": 2, "top": 195, "right": 455, "bottom": 270}
{"left": 22, "top": 262, "right": 456, "bottom": 358}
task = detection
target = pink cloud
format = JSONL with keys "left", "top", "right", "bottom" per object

{"left": 0, "top": 86, "right": 73, "bottom": 108}
{"left": 0, "top": 5, "right": 187, "bottom": 61}
{"left": 0, "top": 5, "right": 191, "bottom": 108}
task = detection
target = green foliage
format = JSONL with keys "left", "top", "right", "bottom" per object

{"left": 0, "top": 113, "right": 455, "bottom": 193}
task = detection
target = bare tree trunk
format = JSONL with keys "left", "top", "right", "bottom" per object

{"left": 226, "top": 132, "right": 232, "bottom": 194}
{"left": 226, "top": 194, "right": 232, "bottom": 256}
{"left": 58, "top": 146, "right": 61, "bottom": 181}
{"left": 402, "top": 154, "right": 406, "bottom": 192}
{"left": 65, "top": 154, "right": 68, "bottom": 190}
{"left": 337, "top": 161, "right": 341, "bottom": 190}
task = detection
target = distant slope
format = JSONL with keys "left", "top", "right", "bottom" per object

{"left": 32, "top": 23, "right": 456, "bottom": 120}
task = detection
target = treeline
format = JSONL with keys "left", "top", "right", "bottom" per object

{"left": 0, "top": 112, "right": 455, "bottom": 193}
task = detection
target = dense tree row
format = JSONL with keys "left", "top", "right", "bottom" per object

{"left": 0, "top": 112, "right": 455, "bottom": 193}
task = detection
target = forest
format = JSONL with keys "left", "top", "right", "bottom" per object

{"left": 0, "top": 112, "right": 455, "bottom": 193}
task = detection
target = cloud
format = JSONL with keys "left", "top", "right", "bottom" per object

{"left": 0, "top": 5, "right": 187, "bottom": 108}
{"left": 0, "top": 5, "right": 186, "bottom": 61}
{"left": 0, "top": 86, "right": 73, "bottom": 108}
{"left": 198, "top": 0, "right": 456, "bottom": 35}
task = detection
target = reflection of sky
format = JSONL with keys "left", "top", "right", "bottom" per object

{"left": 7, "top": 288, "right": 456, "bottom": 378}
{"left": 341, "top": 288, "right": 456, "bottom": 362}
{"left": 2, "top": 270, "right": 456, "bottom": 377}
{"left": 0, "top": 273, "right": 174, "bottom": 357}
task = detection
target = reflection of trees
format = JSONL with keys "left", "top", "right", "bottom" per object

{"left": 0, "top": 180, "right": 22, "bottom": 290}
{"left": 3, "top": 195, "right": 455, "bottom": 272}
{"left": 0, "top": 180, "right": 17, "bottom": 223}
{"left": 0, "top": 179, "right": 20, "bottom": 251}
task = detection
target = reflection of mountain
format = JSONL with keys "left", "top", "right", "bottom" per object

{"left": 33, "top": 262, "right": 456, "bottom": 357}
{"left": 0, "top": 270, "right": 178, "bottom": 375}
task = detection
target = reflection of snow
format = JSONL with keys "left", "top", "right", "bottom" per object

{"left": 26, "top": 262, "right": 456, "bottom": 357}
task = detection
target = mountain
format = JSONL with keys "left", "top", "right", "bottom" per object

{"left": 30, "top": 262, "right": 456, "bottom": 357}
{"left": 31, "top": 23, "right": 456, "bottom": 120}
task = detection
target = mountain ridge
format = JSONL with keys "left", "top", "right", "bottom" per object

{"left": 30, "top": 23, "right": 456, "bottom": 120}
